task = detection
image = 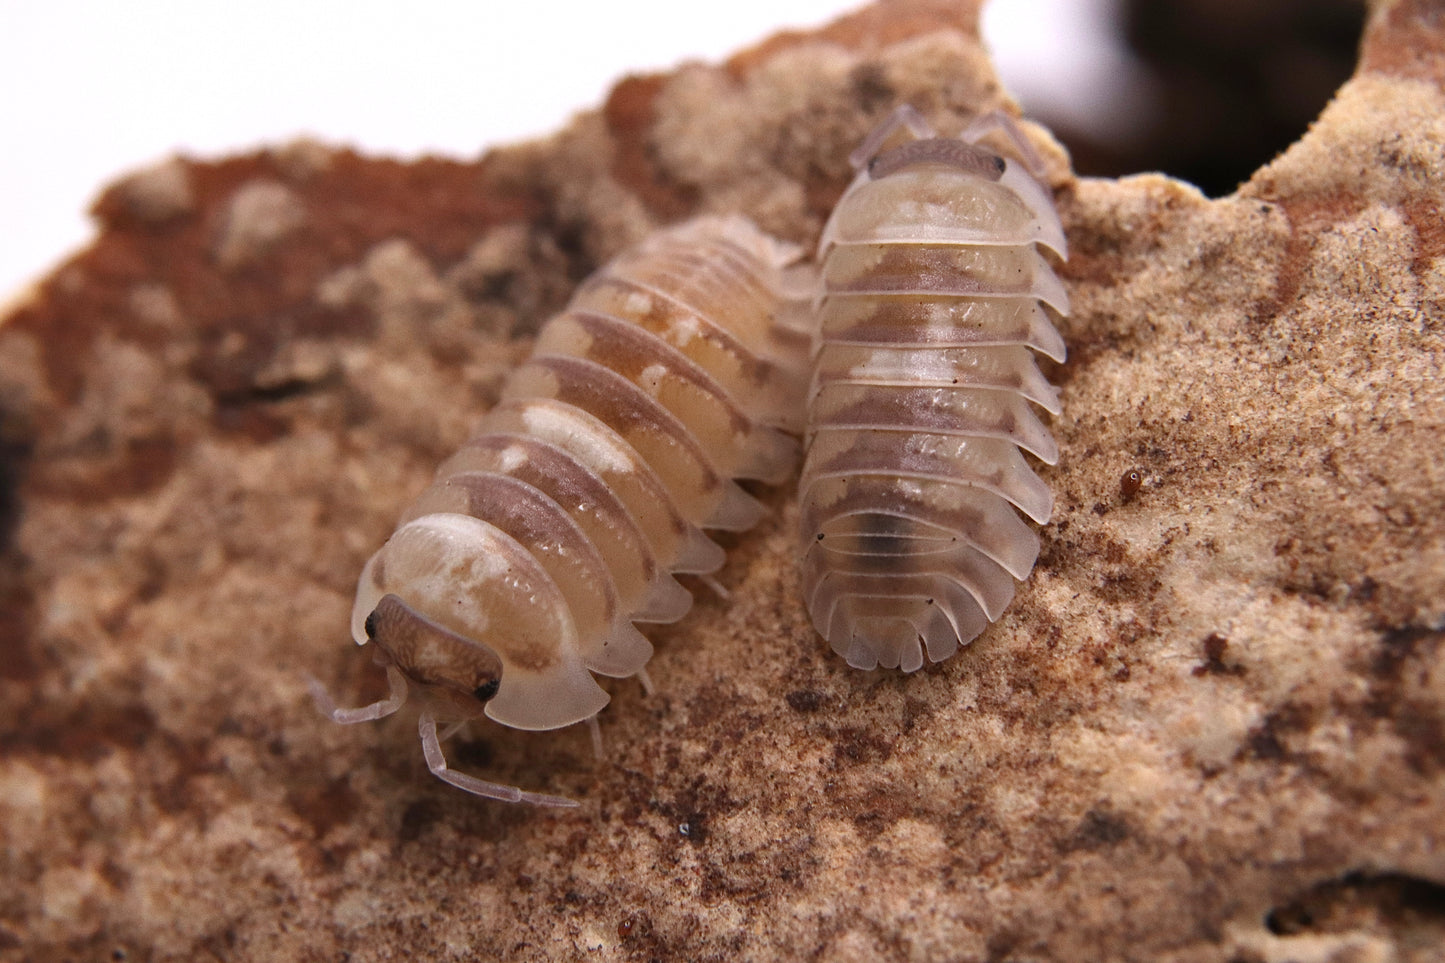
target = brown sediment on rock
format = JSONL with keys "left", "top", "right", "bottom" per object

{"left": 1360, "top": 0, "right": 1445, "bottom": 88}
{"left": 1, "top": 0, "right": 1442, "bottom": 960}
{"left": 602, "top": 74, "right": 701, "bottom": 221}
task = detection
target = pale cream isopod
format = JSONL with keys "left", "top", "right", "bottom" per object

{"left": 312, "top": 216, "right": 807, "bottom": 805}
{"left": 798, "top": 105, "right": 1069, "bottom": 672}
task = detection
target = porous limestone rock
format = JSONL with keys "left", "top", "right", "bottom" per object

{"left": 1, "top": 1, "right": 1441, "bottom": 960}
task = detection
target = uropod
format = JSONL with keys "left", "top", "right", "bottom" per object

{"left": 313, "top": 217, "right": 807, "bottom": 805}
{"left": 798, "top": 104, "right": 1069, "bottom": 672}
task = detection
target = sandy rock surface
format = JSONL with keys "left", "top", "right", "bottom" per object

{"left": 2, "top": 1, "right": 1442, "bottom": 960}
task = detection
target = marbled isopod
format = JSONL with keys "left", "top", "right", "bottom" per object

{"left": 798, "top": 105, "right": 1069, "bottom": 672}
{"left": 312, "top": 217, "right": 807, "bottom": 805}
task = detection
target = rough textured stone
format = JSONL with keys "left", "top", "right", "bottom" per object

{"left": 1, "top": 0, "right": 1442, "bottom": 960}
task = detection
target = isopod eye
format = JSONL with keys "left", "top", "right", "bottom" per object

{"left": 473, "top": 678, "right": 501, "bottom": 703}
{"left": 992, "top": 155, "right": 1007, "bottom": 175}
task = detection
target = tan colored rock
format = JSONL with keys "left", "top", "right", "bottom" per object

{"left": 214, "top": 180, "right": 308, "bottom": 270}
{"left": 1, "top": 0, "right": 1441, "bottom": 960}
{"left": 109, "top": 157, "right": 196, "bottom": 226}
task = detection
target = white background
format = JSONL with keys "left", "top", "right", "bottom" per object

{"left": 0, "top": 0, "right": 1137, "bottom": 303}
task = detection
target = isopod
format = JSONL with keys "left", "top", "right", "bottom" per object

{"left": 312, "top": 216, "right": 807, "bottom": 805}
{"left": 797, "top": 104, "right": 1069, "bottom": 672}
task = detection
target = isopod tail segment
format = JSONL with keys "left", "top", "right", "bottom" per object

{"left": 799, "top": 104, "right": 1069, "bottom": 673}
{"left": 315, "top": 216, "right": 809, "bottom": 805}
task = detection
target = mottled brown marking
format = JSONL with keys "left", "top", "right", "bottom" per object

{"left": 1364, "top": 627, "right": 1445, "bottom": 776}
{"left": 367, "top": 594, "right": 510, "bottom": 692}
{"left": 849, "top": 63, "right": 898, "bottom": 114}
{"left": 0, "top": 577, "right": 37, "bottom": 682}
{"left": 33, "top": 435, "right": 181, "bottom": 503}
{"left": 450, "top": 432, "right": 661, "bottom": 591}
{"left": 1192, "top": 632, "right": 1243, "bottom": 677}
{"left": 1401, "top": 198, "right": 1445, "bottom": 279}
{"left": 832, "top": 725, "right": 895, "bottom": 766}
{"left": 1243, "top": 702, "right": 1315, "bottom": 763}
{"left": 0, "top": 699, "right": 159, "bottom": 763}
{"left": 1359, "top": 0, "right": 1445, "bottom": 89}
{"left": 1059, "top": 808, "right": 1130, "bottom": 853}
{"left": 1249, "top": 192, "right": 1365, "bottom": 329}
{"left": 813, "top": 384, "right": 1034, "bottom": 441}
{"left": 575, "top": 275, "right": 787, "bottom": 392}
{"left": 601, "top": 74, "right": 699, "bottom": 219}
{"left": 285, "top": 777, "right": 361, "bottom": 840}
{"left": 827, "top": 244, "right": 1038, "bottom": 296}
{"left": 784, "top": 689, "right": 825, "bottom": 713}
{"left": 558, "top": 310, "right": 753, "bottom": 438}
{"left": 15, "top": 151, "right": 535, "bottom": 410}
{"left": 519, "top": 357, "right": 724, "bottom": 486}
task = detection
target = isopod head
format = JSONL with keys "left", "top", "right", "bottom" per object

{"left": 360, "top": 593, "right": 504, "bottom": 722}
{"left": 351, "top": 513, "right": 611, "bottom": 731}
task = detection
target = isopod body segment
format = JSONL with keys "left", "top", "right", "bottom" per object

{"left": 313, "top": 216, "right": 807, "bottom": 805}
{"left": 798, "top": 105, "right": 1069, "bottom": 672}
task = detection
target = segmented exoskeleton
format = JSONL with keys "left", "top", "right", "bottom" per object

{"left": 798, "top": 105, "right": 1069, "bottom": 672}
{"left": 313, "top": 217, "right": 806, "bottom": 805}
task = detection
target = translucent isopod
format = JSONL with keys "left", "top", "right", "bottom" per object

{"left": 797, "top": 105, "right": 1069, "bottom": 672}
{"left": 312, "top": 216, "right": 807, "bottom": 805}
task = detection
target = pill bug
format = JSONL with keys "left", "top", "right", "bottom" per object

{"left": 312, "top": 216, "right": 807, "bottom": 805}
{"left": 797, "top": 104, "right": 1069, "bottom": 672}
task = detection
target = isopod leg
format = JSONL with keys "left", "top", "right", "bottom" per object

{"left": 693, "top": 573, "right": 731, "bottom": 601}
{"left": 418, "top": 711, "right": 580, "bottom": 808}
{"left": 635, "top": 666, "right": 656, "bottom": 697}
{"left": 308, "top": 665, "right": 408, "bottom": 724}
{"left": 848, "top": 104, "right": 936, "bottom": 171}
{"left": 959, "top": 109, "right": 1048, "bottom": 181}
{"left": 586, "top": 715, "right": 605, "bottom": 759}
